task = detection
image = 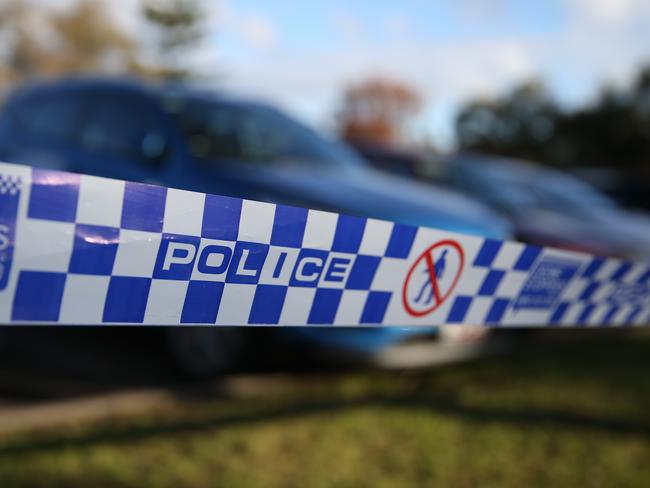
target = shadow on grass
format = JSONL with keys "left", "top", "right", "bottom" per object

{"left": 0, "top": 331, "right": 648, "bottom": 457}
{"left": 0, "top": 392, "right": 648, "bottom": 458}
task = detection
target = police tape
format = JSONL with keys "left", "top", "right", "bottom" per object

{"left": 0, "top": 161, "right": 648, "bottom": 327}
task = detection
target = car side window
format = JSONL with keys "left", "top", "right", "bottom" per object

{"left": 13, "top": 90, "right": 83, "bottom": 143}
{"left": 176, "top": 102, "right": 338, "bottom": 165}
{"left": 80, "top": 91, "right": 168, "bottom": 166}
{"left": 179, "top": 104, "right": 251, "bottom": 161}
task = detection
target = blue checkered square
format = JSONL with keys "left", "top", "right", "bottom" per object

{"left": 332, "top": 215, "right": 366, "bottom": 253}
{"left": 12, "top": 271, "right": 66, "bottom": 321}
{"left": 447, "top": 295, "right": 473, "bottom": 323}
{"left": 385, "top": 223, "right": 417, "bottom": 258}
{"left": 360, "top": 291, "right": 391, "bottom": 324}
{"left": 202, "top": 194, "right": 242, "bottom": 240}
{"left": 69, "top": 224, "right": 119, "bottom": 275}
{"left": 249, "top": 284, "right": 287, "bottom": 324}
{"left": 478, "top": 269, "right": 505, "bottom": 296}
{"left": 308, "top": 288, "right": 342, "bottom": 324}
{"left": 28, "top": 168, "right": 79, "bottom": 222}
{"left": 181, "top": 281, "right": 224, "bottom": 323}
{"left": 473, "top": 239, "right": 502, "bottom": 267}
{"left": 582, "top": 257, "right": 605, "bottom": 278}
{"left": 485, "top": 298, "right": 509, "bottom": 324}
{"left": 103, "top": 276, "right": 151, "bottom": 323}
{"left": 611, "top": 262, "right": 632, "bottom": 281}
{"left": 271, "top": 205, "right": 307, "bottom": 248}
{"left": 513, "top": 245, "right": 542, "bottom": 271}
{"left": 550, "top": 302, "right": 570, "bottom": 324}
{"left": 121, "top": 182, "right": 167, "bottom": 232}
{"left": 346, "top": 255, "right": 381, "bottom": 290}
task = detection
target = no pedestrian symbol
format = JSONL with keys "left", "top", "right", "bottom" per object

{"left": 402, "top": 240, "right": 465, "bottom": 317}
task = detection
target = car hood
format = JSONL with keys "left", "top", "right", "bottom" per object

{"left": 209, "top": 162, "right": 512, "bottom": 240}
{"left": 514, "top": 207, "right": 650, "bottom": 261}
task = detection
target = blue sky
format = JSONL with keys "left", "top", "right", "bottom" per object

{"left": 43, "top": 0, "right": 650, "bottom": 149}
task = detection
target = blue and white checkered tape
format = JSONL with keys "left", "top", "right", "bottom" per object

{"left": 0, "top": 162, "right": 649, "bottom": 327}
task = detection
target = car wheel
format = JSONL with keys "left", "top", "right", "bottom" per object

{"left": 165, "top": 327, "right": 246, "bottom": 378}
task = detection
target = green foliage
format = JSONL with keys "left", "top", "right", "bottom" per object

{"left": 0, "top": 332, "right": 648, "bottom": 487}
{"left": 456, "top": 66, "right": 650, "bottom": 176}
{"left": 141, "top": 0, "right": 205, "bottom": 80}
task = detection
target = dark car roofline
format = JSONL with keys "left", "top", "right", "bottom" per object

{"left": 8, "top": 75, "right": 283, "bottom": 114}
{"left": 443, "top": 151, "right": 558, "bottom": 176}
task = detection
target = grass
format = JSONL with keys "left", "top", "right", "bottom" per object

{"left": 0, "top": 331, "right": 649, "bottom": 487}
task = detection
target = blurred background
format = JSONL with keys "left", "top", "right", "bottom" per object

{"left": 0, "top": 1, "right": 649, "bottom": 486}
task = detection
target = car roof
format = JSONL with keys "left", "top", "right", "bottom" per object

{"left": 6, "top": 76, "right": 267, "bottom": 110}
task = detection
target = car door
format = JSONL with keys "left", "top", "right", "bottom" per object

{"left": 74, "top": 87, "right": 179, "bottom": 185}
{"left": 0, "top": 88, "right": 87, "bottom": 172}
{"left": 175, "top": 100, "right": 347, "bottom": 209}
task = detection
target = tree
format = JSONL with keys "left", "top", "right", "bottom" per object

{"left": 0, "top": 0, "right": 139, "bottom": 91}
{"left": 141, "top": 0, "right": 205, "bottom": 80}
{"left": 455, "top": 68, "right": 650, "bottom": 178}
{"left": 51, "top": 0, "right": 139, "bottom": 74}
{"left": 456, "top": 81, "right": 559, "bottom": 163}
{"left": 337, "top": 78, "right": 422, "bottom": 146}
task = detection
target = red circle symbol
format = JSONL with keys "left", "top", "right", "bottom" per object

{"left": 402, "top": 240, "right": 465, "bottom": 317}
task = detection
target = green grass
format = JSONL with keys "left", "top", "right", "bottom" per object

{"left": 1, "top": 332, "right": 649, "bottom": 487}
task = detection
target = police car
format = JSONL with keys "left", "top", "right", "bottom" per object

{"left": 0, "top": 77, "right": 512, "bottom": 375}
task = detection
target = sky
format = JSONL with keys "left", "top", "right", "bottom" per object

{"left": 38, "top": 0, "right": 650, "bottom": 149}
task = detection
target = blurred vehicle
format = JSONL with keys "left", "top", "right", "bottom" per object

{"left": 0, "top": 78, "right": 512, "bottom": 376}
{"left": 433, "top": 154, "right": 650, "bottom": 260}
{"left": 352, "top": 142, "right": 422, "bottom": 178}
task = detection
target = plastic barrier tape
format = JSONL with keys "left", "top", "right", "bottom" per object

{"left": 0, "top": 162, "right": 649, "bottom": 326}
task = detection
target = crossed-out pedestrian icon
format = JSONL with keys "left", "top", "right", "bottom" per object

{"left": 402, "top": 240, "right": 464, "bottom": 317}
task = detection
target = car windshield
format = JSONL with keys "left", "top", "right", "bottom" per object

{"left": 532, "top": 176, "right": 618, "bottom": 215}
{"left": 460, "top": 161, "right": 617, "bottom": 218}
{"left": 166, "top": 96, "right": 365, "bottom": 168}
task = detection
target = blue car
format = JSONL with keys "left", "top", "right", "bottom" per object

{"left": 0, "top": 77, "right": 511, "bottom": 375}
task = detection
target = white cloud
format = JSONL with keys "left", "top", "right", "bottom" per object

{"left": 27, "top": 0, "right": 650, "bottom": 149}
{"left": 331, "top": 9, "right": 365, "bottom": 40}
{"left": 570, "top": 0, "right": 644, "bottom": 25}
{"left": 237, "top": 14, "right": 275, "bottom": 49}
{"left": 384, "top": 12, "right": 409, "bottom": 35}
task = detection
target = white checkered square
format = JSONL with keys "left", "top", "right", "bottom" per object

{"left": 216, "top": 284, "right": 256, "bottom": 325}
{"left": 492, "top": 241, "right": 524, "bottom": 269}
{"left": 237, "top": 199, "right": 275, "bottom": 243}
{"left": 14, "top": 219, "right": 74, "bottom": 272}
{"left": 495, "top": 269, "right": 528, "bottom": 296}
{"left": 334, "top": 290, "right": 367, "bottom": 325}
{"left": 358, "top": 219, "right": 392, "bottom": 256}
{"left": 59, "top": 274, "right": 110, "bottom": 324}
{"left": 112, "top": 229, "right": 162, "bottom": 277}
{"left": 463, "top": 296, "right": 493, "bottom": 325}
{"left": 144, "top": 279, "right": 189, "bottom": 324}
{"left": 301, "top": 209, "right": 337, "bottom": 249}
{"left": 623, "top": 263, "right": 648, "bottom": 283}
{"left": 454, "top": 266, "right": 489, "bottom": 295}
{"left": 586, "top": 304, "right": 610, "bottom": 326}
{"left": 279, "top": 287, "right": 316, "bottom": 325}
{"left": 371, "top": 257, "right": 407, "bottom": 291}
{"left": 594, "top": 260, "right": 621, "bottom": 281}
{"left": 76, "top": 175, "right": 125, "bottom": 227}
{"left": 162, "top": 188, "right": 205, "bottom": 236}
{"left": 559, "top": 303, "right": 586, "bottom": 326}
